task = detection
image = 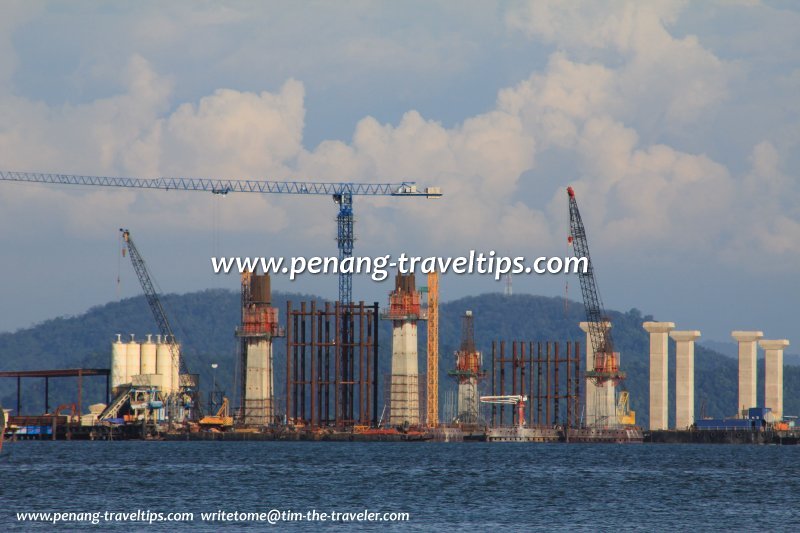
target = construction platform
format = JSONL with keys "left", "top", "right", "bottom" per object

{"left": 645, "top": 429, "right": 800, "bottom": 445}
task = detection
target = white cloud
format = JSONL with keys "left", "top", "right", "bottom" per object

{"left": 0, "top": 0, "right": 797, "bottom": 279}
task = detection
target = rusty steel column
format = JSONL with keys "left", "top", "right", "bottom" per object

{"left": 512, "top": 341, "right": 518, "bottom": 397}
{"left": 566, "top": 342, "right": 572, "bottom": 431}
{"left": 546, "top": 342, "right": 551, "bottom": 427}
{"left": 300, "top": 302, "right": 306, "bottom": 424}
{"left": 334, "top": 302, "right": 341, "bottom": 427}
{"left": 491, "top": 341, "right": 496, "bottom": 427}
{"left": 372, "top": 302, "right": 379, "bottom": 427}
{"left": 536, "top": 342, "right": 542, "bottom": 426}
{"left": 310, "top": 301, "right": 317, "bottom": 427}
{"left": 499, "top": 341, "right": 505, "bottom": 425}
{"left": 285, "top": 300, "right": 292, "bottom": 425}
{"left": 554, "top": 342, "right": 560, "bottom": 426}
{"left": 349, "top": 306, "right": 356, "bottom": 424}
{"left": 528, "top": 342, "right": 533, "bottom": 427}
{"left": 359, "top": 302, "right": 366, "bottom": 425}
{"left": 520, "top": 342, "right": 527, "bottom": 426}
{"left": 324, "top": 303, "right": 331, "bottom": 425}
{"left": 575, "top": 341, "right": 581, "bottom": 427}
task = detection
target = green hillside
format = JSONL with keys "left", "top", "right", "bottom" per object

{"left": 1, "top": 289, "right": 797, "bottom": 427}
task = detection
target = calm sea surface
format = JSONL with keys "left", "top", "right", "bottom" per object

{"left": 1, "top": 441, "right": 798, "bottom": 531}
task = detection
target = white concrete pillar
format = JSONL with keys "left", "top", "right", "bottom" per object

{"left": 391, "top": 321, "right": 420, "bottom": 426}
{"left": 244, "top": 339, "right": 273, "bottom": 426}
{"left": 732, "top": 331, "right": 763, "bottom": 416}
{"left": 759, "top": 339, "right": 789, "bottom": 420}
{"left": 579, "top": 322, "right": 615, "bottom": 427}
{"left": 670, "top": 330, "right": 700, "bottom": 430}
{"left": 643, "top": 322, "right": 675, "bottom": 431}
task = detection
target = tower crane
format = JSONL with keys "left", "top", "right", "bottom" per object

{"left": 0, "top": 171, "right": 442, "bottom": 305}
{"left": 566, "top": 186, "right": 625, "bottom": 385}
{"left": 120, "top": 228, "right": 198, "bottom": 421}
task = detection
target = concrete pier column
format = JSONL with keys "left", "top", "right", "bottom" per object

{"left": 731, "top": 331, "right": 763, "bottom": 416}
{"left": 670, "top": 330, "right": 700, "bottom": 429}
{"left": 579, "top": 322, "right": 614, "bottom": 427}
{"left": 759, "top": 339, "right": 789, "bottom": 420}
{"left": 390, "top": 321, "right": 420, "bottom": 426}
{"left": 244, "top": 339, "right": 273, "bottom": 426}
{"left": 643, "top": 322, "right": 675, "bottom": 430}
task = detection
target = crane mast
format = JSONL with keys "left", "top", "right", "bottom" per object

{"left": 567, "top": 186, "right": 625, "bottom": 385}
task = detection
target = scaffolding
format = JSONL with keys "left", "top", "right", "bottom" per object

{"left": 235, "top": 273, "right": 284, "bottom": 426}
{"left": 447, "top": 311, "right": 486, "bottom": 425}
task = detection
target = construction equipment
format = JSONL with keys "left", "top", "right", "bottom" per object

{"left": 98, "top": 387, "right": 134, "bottom": 421}
{"left": 480, "top": 395, "right": 528, "bottom": 427}
{"left": 425, "top": 271, "right": 439, "bottom": 427}
{"left": 120, "top": 228, "right": 199, "bottom": 422}
{"left": 448, "top": 310, "right": 487, "bottom": 424}
{"left": 0, "top": 171, "right": 442, "bottom": 306}
{"left": 616, "top": 391, "right": 636, "bottom": 426}
{"left": 566, "top": 186, "right": 625, "bottom": 385}
{"left": 199, "top": 397, "right": 233, "bottom": 429}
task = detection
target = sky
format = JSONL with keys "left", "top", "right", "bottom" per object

{"left": 0, "top": 0, "right": 798, "bottom": 343}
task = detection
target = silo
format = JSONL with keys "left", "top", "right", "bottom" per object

{"left": 111, "top": 334, "right": 127, "bottom": 390}
{"left": 127, "top": 334, "right": 141, "bottom": 383}
{"left": 156, "top": 339, "right": 173, "bottom": 394}
{"left": 141, "top": 334, "right": 157, "bottom": 375}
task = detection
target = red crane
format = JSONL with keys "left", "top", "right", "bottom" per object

{"left": 567, "top": 186, "right": 625, "bottom": 385}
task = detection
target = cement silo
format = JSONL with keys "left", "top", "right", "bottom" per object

{"left": 141, "top": 334, "right": 157, "bottom": 375}
{"left": 156, "top": 336, "right": 181, "bottom": 394}
{"left": 156, "top": 338, "right": 173, "bottom": 394}
{"left": 126, "top": 334, "right": 141, "bottom": 383}
{"left": 111, "top": 334, "right": 127, "bottom": 390}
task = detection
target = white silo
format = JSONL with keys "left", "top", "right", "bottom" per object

{"left": 127, "top": 334, "right": 141, "bottom": 383}
{"left": 156, "top": 338, "right": 175, "bottom": 394}
{"left": 111, "top": 334, "right": 127, "bottom": 390}
{"left": 141, "top": 334, "right": 157, "bottom": 376}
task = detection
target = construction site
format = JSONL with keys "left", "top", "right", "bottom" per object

{"left": 0, "top": 177, "right": 797, "bottom": 445}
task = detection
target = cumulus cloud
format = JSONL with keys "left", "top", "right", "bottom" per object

{"left": 0, "top": 0, "right": 796, "bottom": 275}
{"left": 506, "top": 0, "right": 732, "bottom": 129}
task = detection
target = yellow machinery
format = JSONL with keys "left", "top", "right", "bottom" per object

{"left": 616, "top": 391, "right": 636, "bottom": 426}
{"left": 199, "top": 397, "right": 233, "bottom": 429}
{"left": 426, "top": 271, "right": 439, "bottom": 427}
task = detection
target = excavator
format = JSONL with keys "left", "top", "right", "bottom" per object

{"left": 616, "top": 391, "right": 636, "bottom": 426}
{"left": 199, "top": 397, "right": 233, "bottom": 430}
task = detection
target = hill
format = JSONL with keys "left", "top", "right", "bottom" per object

{"left": 1, "top": 290, "right": 798, "bottom": 427}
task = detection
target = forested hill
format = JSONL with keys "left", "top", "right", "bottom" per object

{"left": 2, "top": 289, "right": 797, "bottom": 427}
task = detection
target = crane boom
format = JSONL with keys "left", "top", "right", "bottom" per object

{"left": 567, "top": 186, "right": 624, "bottom": 385}
{"left": 120, "top": 228, "right": 200, "bottom": 422}
{"left": 120, "top": 229, "right": 185, "bottom": 374}
{"left": 0, "top": 170, "right": 442, "bottom": 306}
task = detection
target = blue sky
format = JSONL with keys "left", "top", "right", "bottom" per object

{"left": 0, "top": 1, "right": 798, "bottom": 343}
